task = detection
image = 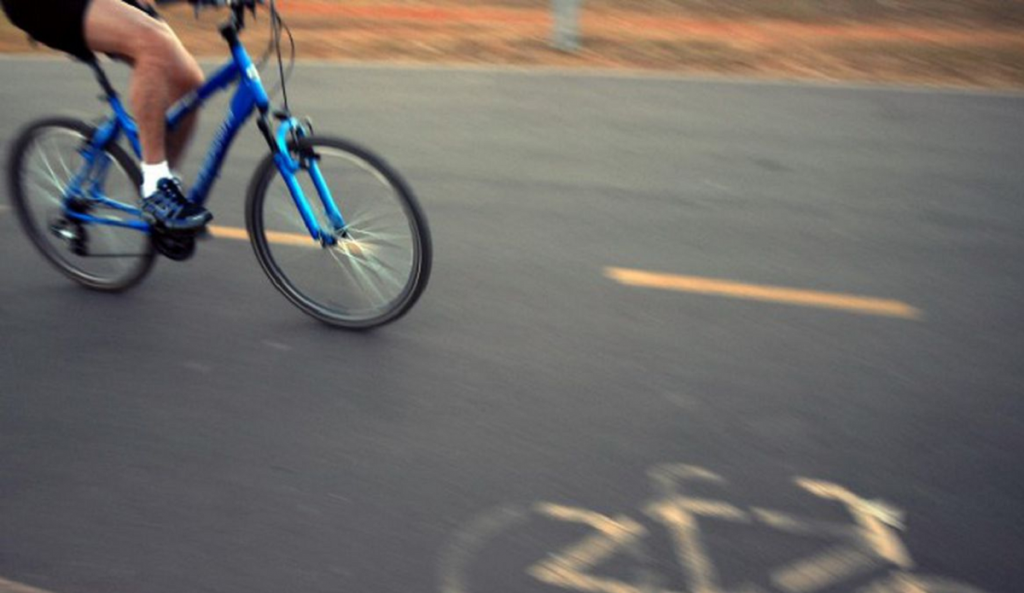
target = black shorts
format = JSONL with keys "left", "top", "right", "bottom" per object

{"left": 0, "top": 0, "right": 152, "bottom": 61}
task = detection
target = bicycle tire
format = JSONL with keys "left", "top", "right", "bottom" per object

{"left": 245, "top": 135, "right": 432, "bottom": 329}
{"left": 7, "top": 117, "right": 156, "bottom": 292}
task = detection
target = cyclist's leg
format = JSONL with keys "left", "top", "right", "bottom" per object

{"left": 83, "top": 0, "right": 204, "bottom": 169}
{"left": 83, "top": 0, "right": 209, "bottom": 230}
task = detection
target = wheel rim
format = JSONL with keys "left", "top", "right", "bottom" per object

{"left": 257, "top": 146, "right": 423, "bottom": 324}
{"left": 17, "top": 126, "right": 150, "bottom": 286}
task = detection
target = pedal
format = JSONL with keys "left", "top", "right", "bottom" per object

{"left": 153, "top": 227, "right": 198, "bottom": 261}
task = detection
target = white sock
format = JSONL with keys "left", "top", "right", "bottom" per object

{"left": 141, "top": 161, "right": 173, "bottom": 196}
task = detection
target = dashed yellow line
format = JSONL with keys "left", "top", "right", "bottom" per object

{"left": 207, "top": 225, "right": 313, "bottom": 247}
{"left": 207, "top": 224, "right": 369, "bottom": 255}
{"left": 604, "top": 266, "right": 922, "bottom": 320}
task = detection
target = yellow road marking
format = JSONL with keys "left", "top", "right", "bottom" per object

{"left": 604, "top": 267, "right": 922, "bottom": 320}
{"left": 208, "top": 224, "right": 313, "bottom": 247}
{"left": 207, "top": 224, "right": 368, "bottom": 255}
{"left": 0, "top": 576, "right": 55, "bottom": 593}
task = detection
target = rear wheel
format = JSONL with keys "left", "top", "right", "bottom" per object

{"left": 246, "top": 135, "right": 432, "bottom": 329}
{"left": 7, "top": 117, "right": 156, "bottom": 292}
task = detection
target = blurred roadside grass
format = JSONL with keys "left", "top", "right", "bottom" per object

{"left": 583, "top": 0, "right": 1024, "bottom": 27}
{"left": 815, "top": 41, "right": 1024, "bottom": 87}
{"left": 0, "top": 0, "right": 1021, "bottom": 89}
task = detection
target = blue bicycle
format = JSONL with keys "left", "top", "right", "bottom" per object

{"left": 7, "top": 0, "right": 432, "bottom": 329}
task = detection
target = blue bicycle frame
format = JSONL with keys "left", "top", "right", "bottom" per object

{"left": 65, "top": 15, "right": 346, "bottom": 246}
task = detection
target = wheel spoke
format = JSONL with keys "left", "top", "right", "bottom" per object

{"left": 327, "top": 243, "right": 387, "bottom": 307}
{"left": 34, "top": 145, "right": 68, "bottom": 196}
{"left": 346, "top": 207, "right": 401, "bottom": 231}
{"left": 365, "top": 250, "right": 408, "bottom": 280}
{"left": 348, "top": 228, "right": 411, "bottom": 253}
{"left": 50, "top": 137, "right": 77, "bottom": 181}
{"left": 350, "top": 252, "right": 406, "bottom": 294}
{"left": 25, "top": 174, "right": 65, "bottom": 208}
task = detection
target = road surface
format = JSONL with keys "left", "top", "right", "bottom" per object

{"left": 1, "top": 58, "right": 1022, "bottom": 593}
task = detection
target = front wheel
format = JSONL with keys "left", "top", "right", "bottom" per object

{"left": 246, "top": 135, "right": 432, "bottom": 329}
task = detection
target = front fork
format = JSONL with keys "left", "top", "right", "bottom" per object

{"left": 258, "top": 112, "right": 347, "bottom": 247}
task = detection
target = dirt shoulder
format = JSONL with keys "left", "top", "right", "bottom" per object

{"left": 1, "top": 0, "right": 1021, "bottom": 89}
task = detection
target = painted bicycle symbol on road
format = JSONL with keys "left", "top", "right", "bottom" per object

{"left": 440, "top": 464, "right": 987, "bottom": 593}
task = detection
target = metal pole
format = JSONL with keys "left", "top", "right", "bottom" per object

{"left": 552, "top": 0, "right": 582, "bottom": 52}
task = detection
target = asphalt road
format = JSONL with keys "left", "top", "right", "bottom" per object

{"left": 1, "top": 58, "right": 1023, "bottom": 593}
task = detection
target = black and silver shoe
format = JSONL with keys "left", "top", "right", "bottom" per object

{"left": 140, "top": 177, "right": 212, "bottom": 232}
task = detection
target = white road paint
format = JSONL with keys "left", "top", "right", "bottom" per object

{"left": 530, "top": 504, "right": 649, "bottom": 593}
{"left": 438, "top": 463, "right": 989, "bottom": 593}
{"left": 0, "top": 576, "right": 56, "bottom": 593}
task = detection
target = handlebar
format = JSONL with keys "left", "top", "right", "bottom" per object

{"left": 154, "top": 0, "right": 268, "bottom": 33}
{"left": 155, "top": 0, "right": 293, "bottom": 110}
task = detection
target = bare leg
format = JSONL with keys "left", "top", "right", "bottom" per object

{"left": 83, "top": 0, "right": 204, "bottom": 168}
{"left": 166, "top": 107, "right": 200, "bottom": 168}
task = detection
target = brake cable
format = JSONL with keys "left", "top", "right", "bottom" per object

{"left": 254, "top": 0, "right": 295, "bottom": 109}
